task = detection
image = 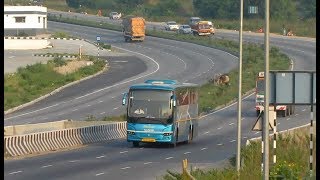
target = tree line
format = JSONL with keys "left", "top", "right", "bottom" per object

{"left": 66, "top": 0, "right": 315, "bottom": 20}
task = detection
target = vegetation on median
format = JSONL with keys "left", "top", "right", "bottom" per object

{"left": 4, "top": 55, "right": 106, "bottom": 111}
{"left": 161, "top": 129, "right": 316, "bottom": 179}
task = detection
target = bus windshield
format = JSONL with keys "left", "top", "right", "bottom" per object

{"left": 128, "top": 90, "right": 173, "bottom": 124}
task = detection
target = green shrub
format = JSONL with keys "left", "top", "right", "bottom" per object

{"left": 53, "top": 57, "right": 67, "bottom": 67}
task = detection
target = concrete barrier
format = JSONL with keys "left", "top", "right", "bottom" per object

{"left": 4, "top": 120, "right": 117, "bottom": 136}
{"left": 4, "top": 121, "right": 128, "bottom": 157}
{"left": 4, "top": 39, "right": 52, "bottom": 50}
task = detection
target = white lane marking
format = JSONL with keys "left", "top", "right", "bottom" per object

{"left": 69, "top": 160, "right": 79, "bottom": 163}
{"left": 204, "top": 131, "right": 210, "bottom": 134}
{"left": 72, "top": 109, "right": 78, "bottom": 111}
{"left": 120, "top": 151, "right": 128, "bottom": 154}
{"left": 229, "top": 123, "right": 234, "bottom": 126}
{"left": 41, "top": 165, "right": 53, "bottom": 168}
{"left": 217, "top": 127, "right": 222, "bottom": 130}
{"left": 113, "top": 107, "right": 119, "bottom": 110}
{"left": 8, "top": 171, "right": 22, "bottom": 175}
{"left": 111, "top": 96, "right": 115, "bottom": 99}
{"left": 201, "top": 147, "right": 207, "bottom": 150}
{"left": 241, "top": 118, "right": 245, "bottom": 120}
{"left": 5, "top": 47, "right": 160, "bottom": 121}
{"left": 57, "top": 113, "right": 64, "bottom": 116}
{"left": 121, "top": 167, "right": 131, "bottom": 170}
{"left": 144, "top": 162, "right": 152, "bottom": 165}
{"left": 100, "top": 112, "right": 106, "bottom": 115}
{"left": 9, "top": 56, "right": 15, "bottom": 58}
{"left": 295, "top": 114, "right": 299, "bottom": 116}
{"left": 277, "top": 123, "right": 281, "bottom": 125}
{"left": 139, "top": 147, "right": 144, "bottom": 149}
{"left": 96, "top": 155, "right": 105, "bottom": 159}
{"left": 95, "top": 172, "right": 104, "bottom": 176}
{"left": 230, "top": 140, "right": 236, "bottom": 143}
{"left": 165, "top": 157, "right": 173, "bottom": 160}
{"left": 255, "top": 132, "right": 259, "bottom": 134}
{"left": 287, "top": 118, "right": 290, "bottom": 121}
{"left": 302, "top": 109, "right": 306, "bottom": 111}
{"left": 184, "top": 152, "right": 191, "bottom": 154}
{"left": 87, "top": 104, "right": 91, "bottom": 107}
{"left": 99, "top": 100, "right": 103, "bottom": 103}
{"left": 243, "top": 136, "right": 248, "bottom": 139}
{"left": 217, "top": 143, "right": 223, "bottom": 146}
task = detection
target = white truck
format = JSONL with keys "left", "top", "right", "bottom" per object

{"left": 109, "top": 12, "right": 122, "bottom": 20}
{"left": 255, "top": 72, "right": 295, "bottom": 117}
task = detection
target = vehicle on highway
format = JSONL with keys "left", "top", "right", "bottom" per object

{"left": 255, "top": 72, "right": 295, "bottom": 117}
{"left": 109, "top": 11, "right": 122, "bottom": 19}
{"left": 122, "top": 79, "right": 199, "bottom": 147}
{"left": 189, "top": 17, "right": 201, "bottom": 25}
{"left": 122, "top": 16, "right": 145, "bottom": 42}
{"left": 165, "top": 21, "right": 179, "bottom": 31}
{"left": 189, "top": 20, "right": 212, "bottom": 36}
{"left": 178, "top": 24, "right": 192, "bottom": 34}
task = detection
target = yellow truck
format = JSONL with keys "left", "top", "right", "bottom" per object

{"left": 122, "top": 16, "right": 145, "bottom": 42}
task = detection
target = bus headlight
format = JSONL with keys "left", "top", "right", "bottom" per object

{"left": 127, "top": 131, "right": 135, "bottom": 135}
{"left": 163, "top": 132, "right": 173, "bottom": 136}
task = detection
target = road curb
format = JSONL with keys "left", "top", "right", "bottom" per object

{"left": 4, "top": 63, "right": 109, "bottom": 116}
{"left": 33, "top": 54, "right": 77, "bottom": 58}
{"left": 4, "top": 36, "right": 84, "bottom": 40}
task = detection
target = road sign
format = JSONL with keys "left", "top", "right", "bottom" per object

{"left": 96, "top": 36, "right": 101, "bottom": 42}
{"left": 252, "top": 109, "right": 275, "bottom": 131}
{"left": 269, "top": 71, "right": 316, "bottom": 105}
{"left": 248, "top": 6, "right": 258, "bottom": 14}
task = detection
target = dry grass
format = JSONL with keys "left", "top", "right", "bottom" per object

{"left": 54, "top": 60, "right": 93, "bottom": 75}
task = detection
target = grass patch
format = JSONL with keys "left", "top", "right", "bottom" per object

{"left": 161, "top": 129, "right": 316, "bottom": 179}
{"left": 4, "top": 55, "right": 106, "bottom": 111}
{"left": 51, "top": 31, "right": 78, "bottom": 39}
{"left": 86, "top": 114, "right": 126, "bottom": 121}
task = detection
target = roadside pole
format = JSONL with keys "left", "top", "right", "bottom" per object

{"left": 236, "top": 0, "right": 244, "bottom": 175}
{"left": 96, "top": 35, "right": 101, "bottom": 59}
{"left": 263, "top": 0, "right": 270, "bottom": 179}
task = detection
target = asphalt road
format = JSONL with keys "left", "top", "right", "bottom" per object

{"left": 4, "top": 16, "right": 316, "bottom": 180}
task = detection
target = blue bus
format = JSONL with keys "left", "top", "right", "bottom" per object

{"left": 122, "top": 79, "right": 199, "bottom": 147}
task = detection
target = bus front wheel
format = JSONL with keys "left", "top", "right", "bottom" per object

{"left": 132, "top": 141, "right": 139, "bottom": 147}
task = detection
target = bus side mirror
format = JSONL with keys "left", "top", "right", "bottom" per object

{"left": 122, "top": 92, "right": 128, "bottom": 106}
{"left": 170, "top": 95, "right": 176, "bottom": 109}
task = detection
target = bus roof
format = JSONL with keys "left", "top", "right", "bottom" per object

{"left": 129, "top": 79, "right": 198, "bottom": 91}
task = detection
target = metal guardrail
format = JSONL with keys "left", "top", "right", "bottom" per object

{"left": 4, "top": 122, "right": 126, "bottom": 157}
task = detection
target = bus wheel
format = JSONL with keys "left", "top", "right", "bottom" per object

{"left": 133, "top": 141, "right": 139, "bottom": 147}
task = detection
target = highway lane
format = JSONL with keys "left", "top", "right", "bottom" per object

{"left": 4, "top": 19, "right": 316, "bottom": 179}
{"left": 4, "top": 21, "right": 238, "bottom": 125}
{"left": 4, "top": 102, "right": 312, "bottom": 180}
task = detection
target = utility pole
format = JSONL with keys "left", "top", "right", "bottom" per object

{"left": 263, "top": 0, "right": 270, "bottom": 179}
{"left": 236, "top": 0, "right": 244, "bottom": 174}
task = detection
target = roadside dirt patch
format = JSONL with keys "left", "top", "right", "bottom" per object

{"left": 54, "top": 60, "right": 93, "bottom": 75}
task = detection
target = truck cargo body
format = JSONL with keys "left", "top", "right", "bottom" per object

{"left": 255, "top": 72, "right": 295, "bottom": 117}
{"left": 122, "top": 16, "right": 145, "bottom": 42}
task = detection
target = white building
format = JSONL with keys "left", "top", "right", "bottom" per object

{"left": 4, "top": 6, "right": 47, "bottom": 36}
